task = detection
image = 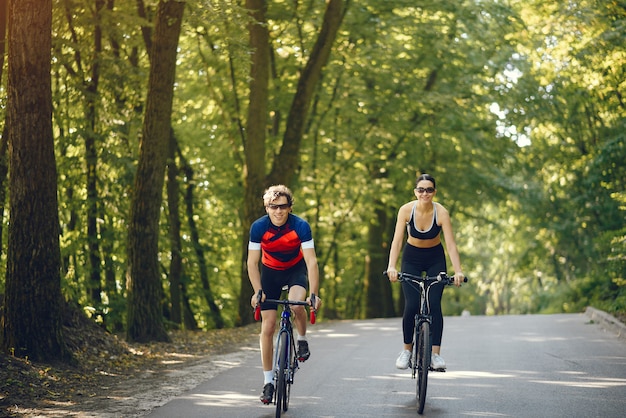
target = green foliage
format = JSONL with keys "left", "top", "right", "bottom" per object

{"left": 3, "top": 0, "right": 624, "bottom": 334}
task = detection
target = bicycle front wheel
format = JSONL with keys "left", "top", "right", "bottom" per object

{"left": 283, "top": 339, "right": 295, "bottom": 413}
{"left": 411, "top": 321, "right": 419, "bottom": 379}
{"left": 416, "top": 321, "right": 431, "bottom": 415}
{"left": 275, "top": 331, "right": 289, "bottom": 418}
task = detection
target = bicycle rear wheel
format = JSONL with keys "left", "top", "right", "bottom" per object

{"left": 416, "top": 321, "right": 431, "bottom": 415}
{"left": 275, "top": 331, "right": 289, "bottom": 418}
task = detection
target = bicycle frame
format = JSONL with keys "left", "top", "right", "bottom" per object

{"left": 254, "top": 290, "right": 316, "bottom": 417}
{"left": 273, "top": 303, "right": 298, "bottom": 386}
{"left": 396, "top": 272, "right": 465, "bottom": 324}
{"left": 385, "top": 271, "right": 466, "bottom": 414}
{"left": 406, "top": 277, "right": 434, "bottom": 379}
{"left": 397, "top": 272, "right": 462, "bottom": 371}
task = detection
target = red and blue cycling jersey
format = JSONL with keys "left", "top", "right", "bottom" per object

{"left": 248, "top": 214, "right": 314, "bottom": 270}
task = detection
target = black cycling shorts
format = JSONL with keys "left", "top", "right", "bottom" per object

{"left": 260, "top": 258, "right": 308, "bottom": 311}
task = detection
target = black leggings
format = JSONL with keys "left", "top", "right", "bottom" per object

{"left": 401, "top": 243, "right": 447, "bottom": 346}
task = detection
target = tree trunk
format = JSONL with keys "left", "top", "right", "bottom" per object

{"left": 2, "top": 0, "right": 69, "bottom": 362}
{"left": 181, "top": 279, "right": 199, "bottom": 330}
{"left": 167, "top": 131, "right": 182, "bottom": 326}
{"left": 0, "top": 127, "right": 7, "bottom": 260}
{"left": 237, "top": 0, "right": 347, "bottom": 325}
{"left": 365, "top": 203, "right": 395, "bottom": 318}
{"left": 181, "top": 162, "right": 225, "bottom": 329}
{"left": 126, "top": 0, "right": 185, "bottom": 343}
{"left": 0, "top": 0, "right": 8, "bottom": 259}
{"left": 267, "top": 0, "right": 347, "bottom": 186}
{"left": 85, "top": 0, "right": 106, "bottom": 305}
{"left": 238, "top": 0, "right": 270, "bottom": 326}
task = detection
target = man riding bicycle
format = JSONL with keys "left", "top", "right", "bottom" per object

{"left": 247, "top": 185, "right": 322, "bottom": 404}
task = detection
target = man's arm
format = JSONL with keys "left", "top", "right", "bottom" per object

{"left": 302, "top": 247, "right": 321, "bottom": 308}
{"left": 247, "top": 248, "right": 262, "bottom": 306}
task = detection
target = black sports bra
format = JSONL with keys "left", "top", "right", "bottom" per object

{"left": 406, "top": 202, "right": 441, "bottom": 240}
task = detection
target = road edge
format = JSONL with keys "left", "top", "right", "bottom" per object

{"left": 585, "top": 306, "right": 626, "bottom": 342}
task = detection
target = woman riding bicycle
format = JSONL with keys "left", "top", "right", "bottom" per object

{"left": 247, "top": 185, "right": 321, "bottom": 404}
{"left": 386, "top": 174, "right": 465, "bottom": 371}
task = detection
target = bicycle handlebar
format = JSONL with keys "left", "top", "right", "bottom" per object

{"left": 254, "top": 289, "right": 317, "bottom": 324}
{"left": 383, "top": 271, "right": 468, "bottom": 285}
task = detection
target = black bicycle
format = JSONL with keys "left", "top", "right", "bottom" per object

{"left": 385, "top": 271, "right": 467, "bottom": 415}
{"left": 255, "top": 290, "right": 317, "bottom": 418}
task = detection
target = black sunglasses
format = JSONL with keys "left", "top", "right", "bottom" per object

{"left": 415, "top": 187, "right": 435, "bottom": 194}
{"left": 267, "top": 203, "right": 291, "bottom": 210}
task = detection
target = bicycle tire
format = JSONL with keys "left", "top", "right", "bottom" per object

{"left": 275, "top": 331, "right": 288, "bottom": 418}
{"left": 283, "top": 340, "right": 294, "bottom": 413}
{"left": 417, "top": 321, "right": 431, "bottom": 414}
{"left": 411, "top": 319, "right": 419, "bottom": 380}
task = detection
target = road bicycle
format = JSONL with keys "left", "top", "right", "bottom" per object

{"left": 385, "top": 271, "right": 467, "bottom": 415}
{"left": 254, "top": 289, "right": 317, "bottom": 418}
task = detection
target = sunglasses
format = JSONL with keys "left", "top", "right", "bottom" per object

{"left": 267, "top": 203, "right": 291, "bottom": 210}
{"left": 416, "top": 187, "right": 435, "bottom": 194}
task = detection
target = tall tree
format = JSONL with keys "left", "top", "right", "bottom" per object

{"left": 237, "top": 0, "right": 270, "bottom": 325}
{"left": 166, "top": 131, "right": 183, "bottom": 326}
{"left": 0, "top": 0, "right": 9, "bottom": 259}
{"left": 59, "top": 0, "right": 107, "bottom": 305}
{"left": 180, "top": 154, "right": 225, "bottom": 329}
{"left": 126, "top": 0, "right": 185, "bottom": 343}
{"left": 237, "top": 0, "right": 347, "bottom": 325}
{"left": 2, "top": 0, "right": 69, "bottom": 362}
{"left": 84, "top": 0, "right": 105, "bottom": 306}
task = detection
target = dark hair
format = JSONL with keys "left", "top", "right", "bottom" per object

{"left": 416, "top": 173, "right": 436, "bottom": 189}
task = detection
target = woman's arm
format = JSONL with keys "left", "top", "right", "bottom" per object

{"left": 437, "top": 203, "right": 465, "bottom": 285}
{"left": 386, "top": 203, "right": 410, "bottom": 281}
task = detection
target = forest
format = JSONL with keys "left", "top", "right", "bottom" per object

{"left": 0, "top": 0, "right": 624, "bottom": 362}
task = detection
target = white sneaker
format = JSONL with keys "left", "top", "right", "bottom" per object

{"left": 395, "top": 350, "right": 411, "bottom": 369}
{"left": 431, "top": 353, "right": 446, "bottom": 370}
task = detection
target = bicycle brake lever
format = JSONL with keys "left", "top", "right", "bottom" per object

{"left": 309, "top": 294, "right": 317, "bottom": 324}
{"left": 253, "top": 290, "right": 263, "bottom": 321}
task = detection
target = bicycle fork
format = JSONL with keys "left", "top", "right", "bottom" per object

{"left": 289, "top": 337, "right": 299, "bottom": 383}
{"left": 273, "top": 325, "right": 299, "bottom": 386}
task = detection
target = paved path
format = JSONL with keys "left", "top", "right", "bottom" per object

{"left": 148, "top": 314, "right": 626, "bottom": 417}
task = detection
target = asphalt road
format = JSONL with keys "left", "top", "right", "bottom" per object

{"left": 148, "top": 314, "right": 626, "bottom": 417}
